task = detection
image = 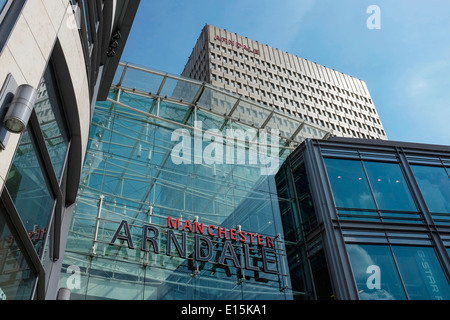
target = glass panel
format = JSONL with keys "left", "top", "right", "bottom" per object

{"left": 63, "top": 72, "right": 292, "bottom": 299}
{"left": 197, "top": 87, "right": 237, "bottom": 116}
{"left": 112, "top": 64, "right": 124, "bottom": 85}
{"left": 380, "top": 211, "right": 422, "bottom": 224}
{"left": 364, "top": 162, "right": 417, "bottom": 212}
{"left": 34, "top": 65, "right": 69, "bottom": 180}
{"left": 411, "top": 165, "right": 450, "bottom": 214}
{"left": 5, "top": 130, "right": 54, "bottom": 256}
{"left": 293, "top": 163, "right": 317, "bottom": 232}
{"left": 233, "top": 100, "right": 270, "bottom": 128}
{"left": 119, "top": 91, "right": 157, "bottom": 115}
{"left": 159, "top": 101, "right": 192, "bottom": 124}
{"left": 337, "top": 210, "right": 380, "bottom": 222}
{"left": 346, "top": 244, "right": 407, "bottom": 300}
{"left": 393, "top": 246, "right": 450, "bottom": 300}
{"left": 0, "top": 0, "right": 7, "bottom": 14}
{"left": 159, "top": 77, "right": 200, "bottom": 103}
{"left": 0, "top": 207, "right": 36, "bottom": 300}
{"left": 121, "top": 67, "right": 164, "bottom": 94}
{"left": 324, "top": 158, "right": 376, "bottom": 209}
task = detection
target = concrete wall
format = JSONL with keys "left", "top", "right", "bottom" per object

{"left": 0, "top": 0, "right": 90, "bottom": 191}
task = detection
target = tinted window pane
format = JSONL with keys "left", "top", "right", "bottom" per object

{"left": 364, "top": 162, "right": 416, "bottom": 211}
{"left": 346, "top": 244, "right": 406, "bottom": 300}
{"left": 5, "top": 130, "right": 54, "bottom": 256}
{"left": 293, "top": 163, "right": 316, "bottom": 230}
{"left": 0, "top": 0, "right": 7, "bottom": 14}
{"left": 0, "top": 207, "right": 36, "bottom": 300}
{"left": 34, "top": 66, "right": 69, "bottom": 180}
{"left": 324, "top": 158, "right": 376, "bottom": 209}
{"left": 411, "top": 165, "right": 450, "bottom": 213}
{"left": 393, "top": 246, "right": 450, "bottom": 300}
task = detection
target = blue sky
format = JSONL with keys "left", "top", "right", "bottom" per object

{"left": 122, "top": 0, "right": 450, "bottom": 146}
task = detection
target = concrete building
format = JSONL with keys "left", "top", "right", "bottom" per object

{"left": 0, "top": 0, "right": 139, "bottom": 300}
{"left": 182, "top": 25, "right": 387, "bottom": 140}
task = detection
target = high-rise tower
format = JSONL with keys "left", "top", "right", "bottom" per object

{"left": 182, "top": 25, "right": 387, "bottom": 140}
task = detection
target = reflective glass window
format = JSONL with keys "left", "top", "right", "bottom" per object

{"left": 392, "top": 246, "right": 450, "bottom": 300}
{"left": 63, "top": 79, "right": 292, "bottom": 300}
{"left": 0, "top": 206, "right": 36, "bottom": 300}
{"left": 5, "top": 129, "right": 54, "bottom": 256}
{"left": 364, "top": 162, "right": 417, "bottom": 211}
{"left": 411, "top": 165, "right": 450, "bottom": 214}
{"left": 121, "top": 67, "right": 164, "bottom": 93}
{"left": 346, "top": 244, "right": 406, "bottom": 300}
{"left": 324, "top": 158, "right": 376, "bottom": 209}
{"left": 293, "top": 162, "right": 317, "bottom": 232}
{"left": 0, "top": 0, "right": 7, "bottom": 14}
{"left": 34, "top": 65, "right": 69, "bottom": 180}
{"left": 347, "top": 244, "right": 450, "bottom": 300}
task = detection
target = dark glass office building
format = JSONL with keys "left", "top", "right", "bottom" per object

{"left": 276, "top": 137, "right": 450, "bottom": 299}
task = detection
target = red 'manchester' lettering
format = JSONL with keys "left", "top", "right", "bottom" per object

{"left": 182, "top": 220, "right": 192, "bottom": 232}
{"left": 166, "top": 216, "right": 274, "bottom": 247}
{"left": 207, "top": 225, "right": 216, "bottom": 236}
{"left": 218, "top": 226, "right": 227, "bottom": 239}
{"left": 167, "top": 216, "right": 180, "bottom": 229}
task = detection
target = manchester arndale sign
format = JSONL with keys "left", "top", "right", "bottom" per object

{"left": 109, "top": 216, "right": 279, "bottom": 275}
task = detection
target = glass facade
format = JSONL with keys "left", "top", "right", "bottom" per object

{"left": 0, "top": 0, "right": 7, "bottom": 14}
{"left": 59, "top": 63, "right": 330, "bottom": 300}
{"left": 277, "top": 139, "right": 450, "bottom": 300}
{"left": 5, "top": 129, "right": 54, "bottom": 256}
{"left": 0, "top": 206, "right": 36, "bottom": 300}
{"left": 0, "top": 62, "right": 70, "bottom": 299}
{"left": 34, "top": 66, "right": 69, "bottom": 181}
{"left": 347, "top": 244, "right": 450, "bottom": 300}
{"left": 324, "top": 158, "right": 420, "bottom": 223}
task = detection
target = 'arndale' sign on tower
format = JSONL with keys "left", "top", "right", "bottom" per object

{"left": 109, "top": 216, "right": 279, "bottom": 275}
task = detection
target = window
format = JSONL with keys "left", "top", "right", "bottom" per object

{"left": 364, "top": 161, "right": 416, "bottom": 211}
{"left": 347, "top": 244, "right": 406, "bottom": 300}
{"left": 0, "top": 0, "right": 7, "bottom": 13}
{"left": 34, "top": 65, "right": 69, "bottom": 180}
{"left": 347, "top": 244, "right": 450, "bottom": 300}
{"left": 324, "top": 158, "right": 420, "bottom": 223}
{"left": 0, "top": 206, "right": 36, "bottom": 300}
{"left": 0, "top": 0, "right": 11, "bottom": 21}
{"left": 0, "top": 0, "right": 21, "bottom": 51}
{"left": 324, "top": 158, "right": 376, "bottom": 209}
{"left": 411, "top": 165, "right": 450, "bottom": 223}
{"left": 5, "top": 129, "right": 54, "bottom": 256}
{"left": 3, "top": 61, "right": 70, "bottom": 257}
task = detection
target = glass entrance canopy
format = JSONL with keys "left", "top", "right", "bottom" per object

{"left": 59, "top": 62, "right": 331, "bottom": 300}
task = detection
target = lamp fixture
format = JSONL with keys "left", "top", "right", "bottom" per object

{"left": 3, "top": 84, "right": 37, "bottom": 133}
{"left": 0, "top": 74, "right": 37, "bottom": 149}
{"left": 107, "top": 29, "right": 122, "bottom": 58}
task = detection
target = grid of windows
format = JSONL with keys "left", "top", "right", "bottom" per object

{"left": 182, "top": 25, "right": 387, "bottom": 140}
{"left": 0, "top": 62, "right": 71, "bottom": 299}
{"left": 277, "top": 138, "right": 450, "bottom": 300}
